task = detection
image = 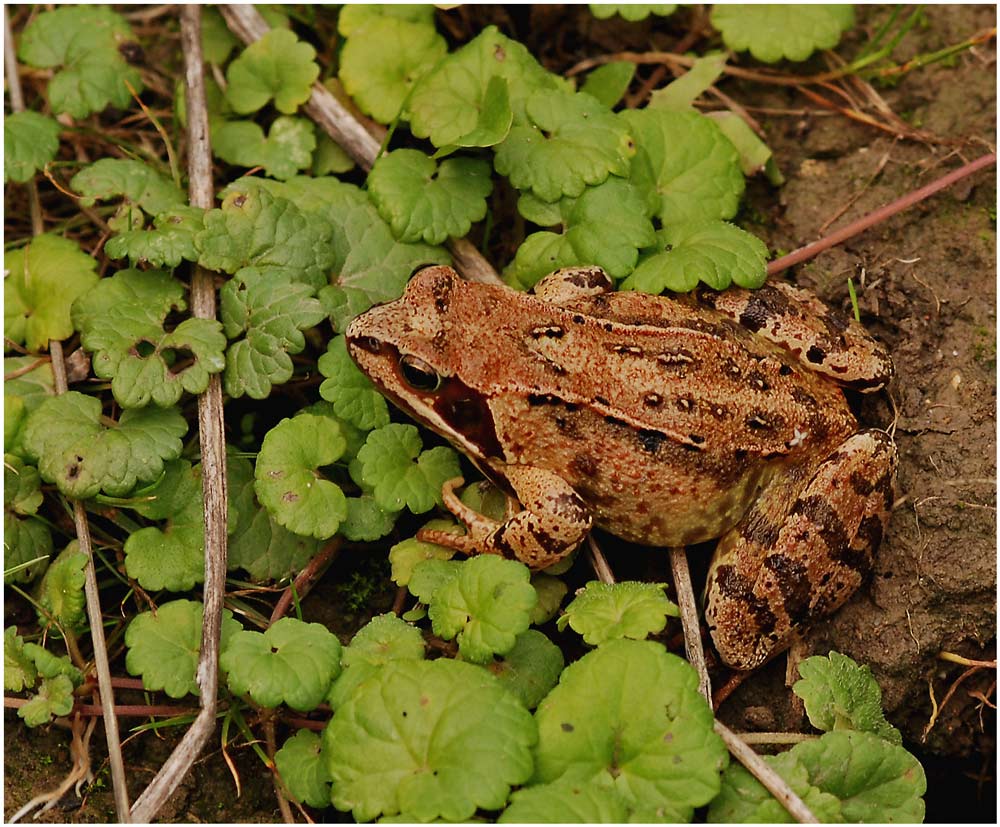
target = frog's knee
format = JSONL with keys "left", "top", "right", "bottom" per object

{"left": 530, "top": 266, "right": 613, "bottom": 304}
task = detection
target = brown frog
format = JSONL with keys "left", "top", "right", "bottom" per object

{"left": 346, "top": 265, "right": 897, "bottom": 669}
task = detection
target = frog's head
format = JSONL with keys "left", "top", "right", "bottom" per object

{"left": 346, "top": 265, "right": 504, "bottom": 462}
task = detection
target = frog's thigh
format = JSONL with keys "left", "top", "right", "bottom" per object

{"left": 705, "top": 429, "right": 897, "bottom": 670}
{"left": 530, "top": 266, "right": 613, "bottom": 304}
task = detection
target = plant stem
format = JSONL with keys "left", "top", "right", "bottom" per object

{"left": 939, "top": 651, "right": 997, "bottom": 669}
{"left": 734, "top": 731, "right": 818, "bottom": 745}
{"left": 669, "top": 547, "right": 712, "bottom": 701}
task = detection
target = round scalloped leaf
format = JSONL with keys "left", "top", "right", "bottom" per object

{"left": 23, "top": 391, "right": 188, "bottom": 499}
{"left": 276, "top": 729, "right": 332, "bottom": 808}
{"left": 531, "top": 573, "right": 569, "bottom": 625}
{"left": 580, "top": 61, "right": 636, "bottom": 109}
{"left": 318, "top": 335, "right": 390, "bottom": 431}
{"left": 533, "top": 639, "right": 728, "bottom": 821}
{"left": 323, "top": 657, "right": 537, "bottom": 821}
{"left": 368, "top": 149, "right": 494, "bottom": 245}
{"left": 18, "top": 674, "right": 75, "bottom": 727}
{"left": 4, "top": 234, "right": 99, "bottom": 352}
{"left": 495, "top": 90, "right": 635, "bottom": 202}
{"left": 557, "top": 581, "right": 679, "bottom": 645}
{"left": 221, "top": 616, "right": 342, "bottom": 711}
{"left": 254, "top": 414, "right": 349, "bottom": 540}
{"left": 623, "top": 220, "right": 769, "bottom": 294}
{"left": 590, "top": 4, "right": 678, "bottom": 20}
{"left": 36, "top": 543, "right": 87, "bottom": 636}
{"left": 407, "top": 558, "right": 462, "bottom": 604}
{"left": 339, "top": 17, "right": 447, "bottom": 124}
{"left": 4, "top": 111, "right": 60, "bottom": 183}
{"left": 105, "top": 206, "right": 206, "bottom": 269}
{"left": 341, "top": 494, "right": 398, "bottom": 542}
{"left": 125, "top": 599, "right": 241, "bottom": 698}
{"left": 22, "top": 643, "right": 82, "bottom": 685}
{"left": 212, "top": 116, "right": 316, "bottom": 181}
{"left": 5, "top": 356, "right": 54, "bottom": 457}
{"left": 389, "top": 524, "right": 459, "bottom": 587}
{"left": 711, "top": 5, "right": 855, "bottom": 64}
{"left": 354, "top": 424, "right": 462, "bottom": 514}
{"left": 429, "top": 555, "right": 538, "bottom": 663}
{"left": 338, "top": 5, "right": 436, "bottom": 36}
{"left": 71, "top": 158, "right": 185, "bottom": 216}
{"left": 5, "top": 454, "right": 52, "bottom": 585}
{"left": 5, "top": 627, "right": 37, "bottom": 692}
{"left": 500, "top": 778, "right": 631, "bottom": 822}
{"left": 621, "top": 108, "right": 744, "bottom": 225}
{"left": 485, "top": 629, "right": 564, "bottom": 709}
{"left": 226, "top": 28, "right": 319, "bottom": 114}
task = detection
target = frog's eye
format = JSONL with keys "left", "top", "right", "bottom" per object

{"left": 399, "top": 354, "right": 441, "bottom": 392}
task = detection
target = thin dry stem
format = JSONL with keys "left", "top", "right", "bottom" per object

{"left": 585, "top": 534, "right": 616, "bottom": 584}
{"left": 668, "top": 547, "right": 712, "bottom": 702}
{"left": 269, "top": 539, "right": 342, "bottom": 626}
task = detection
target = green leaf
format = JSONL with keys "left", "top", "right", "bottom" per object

{"left": 71, "top": 158, "right": 184, "bottom": 217}
{"left": 621, "top": 108, "right": 744, "bottom": 225}
{"left": 221, "top": 267, "right": 325, "bottom": 400}
{"left": 18, "top": 6, "right": 143, "bottom": 118}
{"left": 22, "top": 643, "right": 82, "bottom": 685}
{"left": 623, "top": 220, "right": 769, "bottom": 294}
{"left": 433, "top": 75, "right": 514, "bottom": 155}
{"left": 495, "top": 90, "right": 635, "bottom": 202}
{"left": 429, "top": 555, "right": 538, "bottom": 663}
{"left": 649, "top": 53, "right": 727, "bottom": 111}
{"left": 4, "top": 357, "right": 54, "bottom": 458}
{"left": 407, "top": 557, "right": 462, "bottom": 604}
{"left": 73, "top": 269, "right": 226, "bottom": 409}
{"left": 196, "top": 184, "right": 337, "bottom": 288}
{"left": 389, "top": 526, "right": 458, "bottom": 587}
{"left": 201, "top": 7, "right": 238, "bottom": 64}
{"left": 711, "top": 5, "right": 855, "bottom": 64}
{"left": 501, "top": 779, "right": 631, "bottom": 823}
{"left": 589, "top": 4, "right": 677, "bottom": 21}
{"left": 406, "top": 25, "right": 565, "bottom": 148}
{"left": 318, "top": 335, "right": 390, "bottom": 431}
{"left": 4, "top": 235, "right": 99, "bottom": 352}
{"left": 125, "top": 599, "right": 241, "bottom": 698}
{"left": 531, "top": 573, "right": 569, "bottom": 625}
{"left": 323, "top": 657, "right": 537, "bottom": 821}
{"left": 221, "top": 616, "right": 342, "bottom": 711}
{"left": 328, "top": 613, "right": 426, "bottom": 708}
{"left": 5, "top": 455, "right": 52, "bottom": 584}
{"left": 338, "top": 4, "right": 436, "bottom": 36}
{"left": 340, "top": 17, "right": 447, "bottom": 124}
{"left": 212, "top": 116, "right": 316, "bottom": 180}
{"left": 23, "top": 391, "right": 188, "bottom": 499}
{"left": 580, "top": 62, "right": 636, "bottom": 109}
{"left": 5, "top": 627, "right": 37, "bottom": 692}
{"left": 226, "top": 28, "right": 318, "bottom": 115}
{"left": 354, "top": 424, "right": 462, "bottom": 514}
{"left": 312, "top": 132, "right": 356, "bottom": 175}
{"left": 485, "top": 629, "right": 564, "bottom": 709}
{"left": 368, "top": 149, "right": 493, "bottom": 245}
{"left": 533, "top": 639, "right": 728, "bottom": 821}
{"left": 4, "top": 112, "right": 60, "bottom": 183}
{"left": 276, "top": 729, "right": 332, "bottom": 808}
{"left": 105, "top": 206, "right": 205, "bottom": 268}
{"left": 557, "top": 581, "right": 679, "bottom": 645}
{"left": 18, "top": 674, "right": 75, "bottom": 727}
{"left": 793, "top": 651, "right": 902, "bottom": 744}
{"left": 254, "top": 415, "right": 348, "bottom": 539}
{"left": 340, "top": 494, "right": 399, "bottom": 542}
{"left": 37, "top": 543, "right": 88, "bottom": 636}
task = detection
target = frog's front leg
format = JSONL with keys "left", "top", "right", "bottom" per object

{"left": 417, "top": 466, "right": 592, "bottom": 569}
{"left": 705, "top": 429, "right": 897, "bottom": 671}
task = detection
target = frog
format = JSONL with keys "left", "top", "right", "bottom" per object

{"left": 345, "top": 264, "right": 897, "bottom": 670}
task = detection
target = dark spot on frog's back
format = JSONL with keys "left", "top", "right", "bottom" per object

{"left": 763, "top": 553, "right": 812, "bottom": 624}
{"left": 637, "top": 429, "right": 667, "bottom": 454}
{"left": 568, "top": 267, "right": 610, "bottom": 289}
{"left": 531, "top": 325, "right": 565, "bottom": 339}
{"left": 806, "top": 344, "right": 827, "bottom": 364}
{"left": 569, "top": 453, "right": 599, "bottom": 478}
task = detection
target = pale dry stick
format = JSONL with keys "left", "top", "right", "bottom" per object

{"left": 218, "top": 4, "right": 502, "bottom": 286}
{"left": 129, "top": 7, "right": 229, "bottom": 822}
{"left": 668, "top": 547, "right": 712, "bottom": 702}
{"left": 714, "top": 720, "right": 820, "bottom": 823}
{"left": 735, "top": 731, "right": 817, "bottom": 745}
{"left": 585, "top": 534, "right": 616, "bottom": 584}
{"left": 4, "top": 7, "right": 43, "bottom": 238}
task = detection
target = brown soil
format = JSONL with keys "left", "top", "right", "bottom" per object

{"left": 5, "top": 4, "right": 996, "bottom": 823}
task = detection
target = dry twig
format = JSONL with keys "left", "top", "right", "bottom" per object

{"left": 668, "top": 547, "right": 712, "bottom": 701}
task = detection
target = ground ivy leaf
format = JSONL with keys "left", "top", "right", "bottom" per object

{"left": 649, "top": 53, "right": 728, "bottom": 112}
{"left": 255, "top": 415, "right": 348, "bottom": 539}
{"left": 340, "top": 17, "right": 447, "bottom": 124}
{"left": 5, "top": 357, "right": 55, "bottom": 458}
{"left": 276, "top": 729, "right": 332, "bottom": 808}
{"left": 429, "top": 556, "right": 538, "bottom": 663}
{"left": 226, "top": 28, "right": 318, "bottom": 115}
{"left": 531, "top": 572, "right": 569, "bottom": 625}
{"left": 221, "top": 616, "right": 342, "bottom": 711}
{"left": 485, "top": 629, "right": 564, "bottom": 709}
{"left": 389, "top": 524, "right": 458, "bottom": 587}
{"left": 201, "top": 7, "right": 238, "bottom": 64}
{"left": 4, "top": 112, "right": 60, "bottom": 183}
{"left": 708, "top": 111, "right": 782, "bottom": 180}
{"left": 328, "top": 613, "right": 426, "bottom": 708}
{"left": 313, "top": 131, "right": 355, "bottom": 175}
{"left": 4, "top": 234, "right": 99, "bottom": 352}
{"left": 341, "top": 494, "right": 398, "bottom": 542}
{"left": 501, "top": 778, "right": 631, "bottom": 823}
{"left": 621, "top": 108, "right": 744, "bottom": 225}
{"left": 589, "top": 4, "right": 677, "bottom": 20}
{"left": 495, "top": 90, "right": 635, "bottom": 202}
{"left": 558, "top": 581, "right": 679, "bottom": 646}
{"left": 623, "top": 220, "right": 769, "bottom": 294}
{"left": 22, "top": 644, "right": 82, "bottom": 686}
{"left": 711, "top": 5, "right": 855, "bottom": 64}
{"left": 533, "top": 639, "right": 728, "bottom": 821}
{"left": 433, "top": 75, "right": 514, "bottom": 155}
{"left": 338, "top": 4, "right": 436, "bottom": 36}
{"left": 37, "top": 543, "right": 87, "bottom": 636}
{"left": 794, "top": 651, "right": 902, "bottom": 744}
{"left": 196, "top": 185, "right": 336, "bottom": 290}
{"left": 355, "top": 424, "right": 462, "bottom": 514}
{"left": 23, "top": 391, "right": 187, "bottom": 499}
{"left": 71, "top": 158, "right": 185, "bottom": 217}
{"left": 407, "top": 557, "right": 463, "bottom": 604}
{"left": 4, "top": 455, "right": 52, "bottom": 584}
{"left": 213, "top": 116, "right": 316, "bottom": 180}
{"left": 18, "top": 5, "right": 143, "bottom": 118}
{"left": 368, "top": 150, "right": 493, "bottom": 245}
{"left": 5, "top": 627, "right": 37, "bottom": 692}
{"left": 318, "top": 335, "right": 390, "bottom": 431}
{"left": 406, "top": 25, "right": 565, "bottom": 148}
{"left": 323, "top": 657, "right": 537, "bottom": 821}
{"left": 105, "top": 206, "right": 205, "bottom": 268}
{"left": 580, "top": 61, "right": 636, "bottom": 108}
{"left": 18, "top": 674, "right": 75, "bottom": 727}
{"left": 221, "top": 267, "right": 325, "bottom": 400}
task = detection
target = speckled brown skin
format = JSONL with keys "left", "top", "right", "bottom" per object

{"left": 346, "top": 265, "right": 897, "bottom": 668}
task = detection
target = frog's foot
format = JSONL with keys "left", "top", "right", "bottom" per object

{"left": 418, "top": 468, "right": 592, "bottom": 569}
{"left": 529, "top": 266, "right": 613, "bottom": 305}
{"left": 705, "top": 429, "right": 897, "bottom": 671}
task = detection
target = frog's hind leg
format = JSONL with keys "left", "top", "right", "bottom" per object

{"left": 704, "top": 429, "right": 897, "bottom": 671}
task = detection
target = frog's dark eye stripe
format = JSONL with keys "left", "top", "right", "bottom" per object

{"left": 399, "top": 354, "right": 441, "bottom": 392}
